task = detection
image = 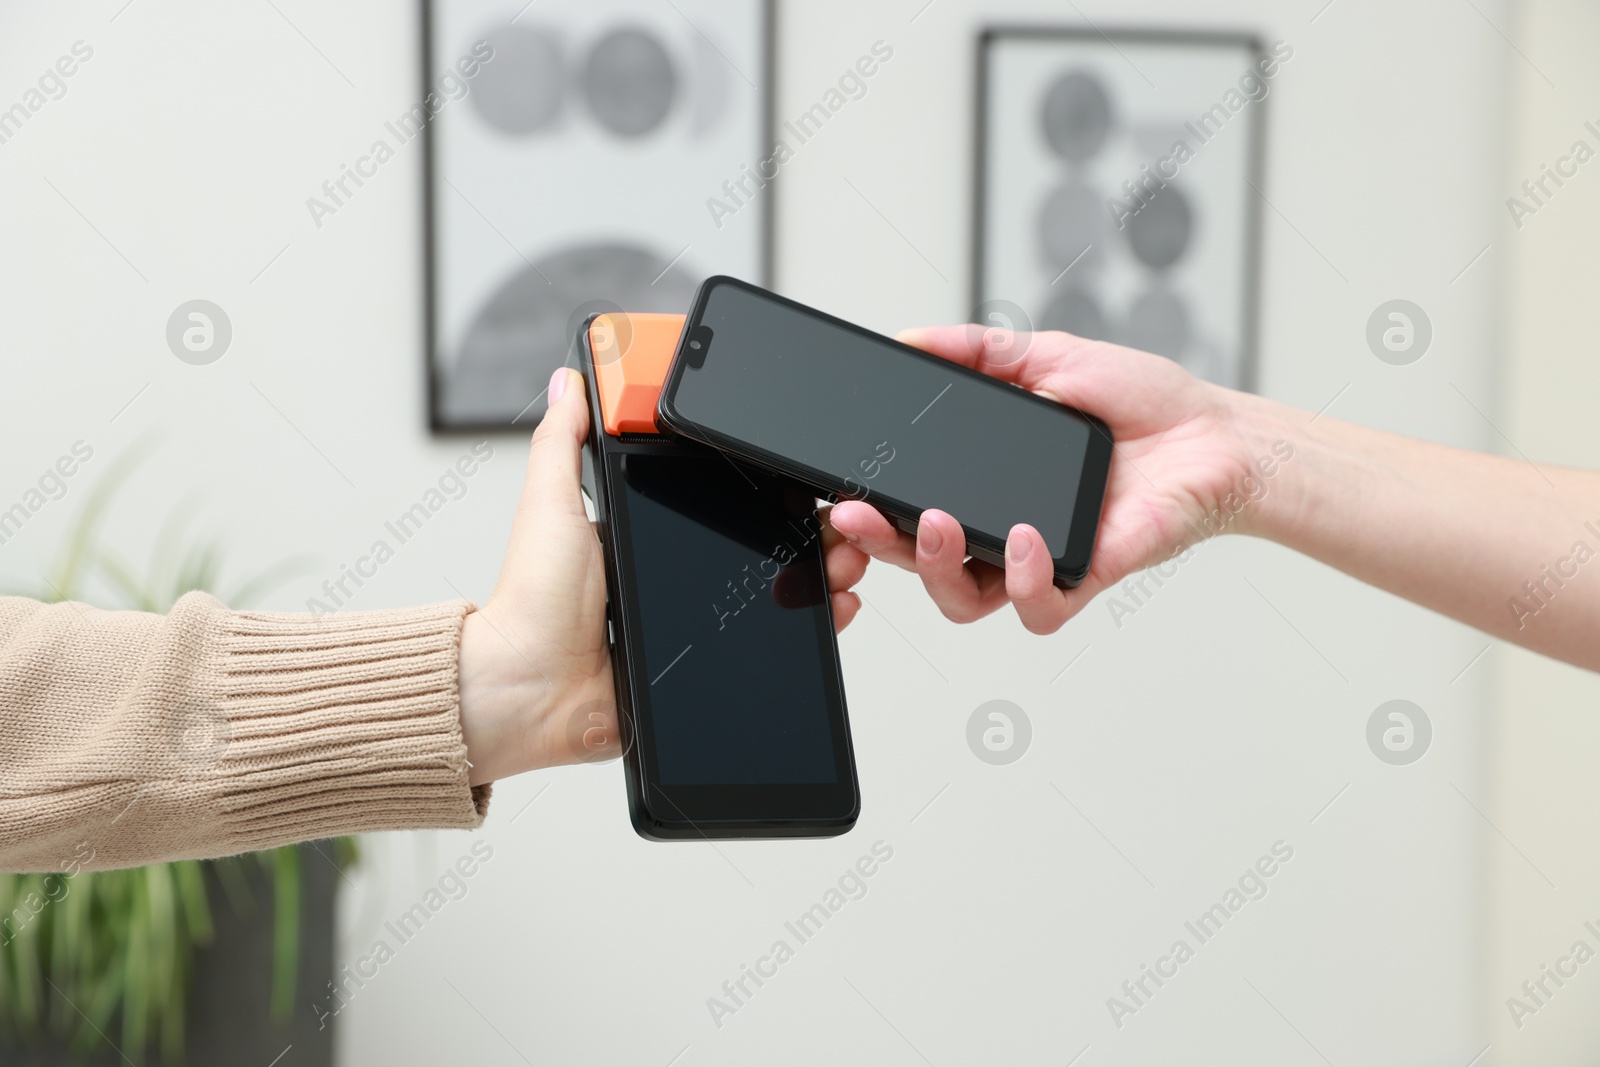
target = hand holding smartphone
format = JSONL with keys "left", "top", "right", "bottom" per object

{"left": 657, "top": 277, "right": 1113, "bottom": 586}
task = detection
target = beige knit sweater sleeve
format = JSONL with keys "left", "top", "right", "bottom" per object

{"left": 0, "top": 592, "right": 489, "bottom": 873}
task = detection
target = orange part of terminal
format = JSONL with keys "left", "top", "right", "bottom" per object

{"left": 590, "top": 313, "right": 686, "bottom": 436}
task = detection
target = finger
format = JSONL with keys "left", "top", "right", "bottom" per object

{"left": 1004, "top": 525, "right": 1074, "bottom": 635}
{"left": 818, "top": 503, "right": 842, "bottom": 552}
{"left": 831, "top": 591, "right": 861, "bottom": 632}
{"left": 828, "top": 500, "right": 918, "bottom": 571}
{"left": 818, "top": 504, "right": 870, "bottom": 583}
{"left": 522, "top": 368, "right": 589, "bottom": 519}
{"left": 914, "top": 510, "right": 1010, "bottom": 623}
{"left": 824, "top": 539, "right": 869, "bottom": 593}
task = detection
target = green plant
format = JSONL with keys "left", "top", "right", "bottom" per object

{"left": 0, "top": 448, "right": 348, "bottom": 1063}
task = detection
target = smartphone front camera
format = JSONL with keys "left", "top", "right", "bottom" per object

{"left": 685, "top": 325, "right": 713, "bottom": 367}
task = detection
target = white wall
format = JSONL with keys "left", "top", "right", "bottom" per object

{"left": 0, "top": 0, "right": 1523, "bottom": 1064}
{"left": 1489, "top": 1, "right": 1600, "bottom": 1063}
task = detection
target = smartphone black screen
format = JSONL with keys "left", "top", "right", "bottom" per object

{"left": 612, "top": 452, "right": 846, "bottom": 787}
{"left": 660, "top": 278, "right": 1111, "bottom": 584}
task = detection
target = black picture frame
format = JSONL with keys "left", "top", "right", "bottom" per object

{"left": 421, "top": 0, "right": 776, "bottom": 435}
{"left": 972, "top": 25, "right": 1268, "bottom": 394}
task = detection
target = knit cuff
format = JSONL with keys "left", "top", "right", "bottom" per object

{"left": 205, "top": 601, "right": 488, "bottom": 852}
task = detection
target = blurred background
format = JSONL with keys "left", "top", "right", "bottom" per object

{"left": 1, "top": 0, "right": 1597, "bottom": 1064}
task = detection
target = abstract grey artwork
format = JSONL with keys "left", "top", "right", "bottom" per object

{"left": 425, "top": 1, "right": 769, "bottom": 430}
{"left": 975, "top": 29, "right": 1273, "bottom": 390}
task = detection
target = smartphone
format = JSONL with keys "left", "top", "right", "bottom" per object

{"left": 579, "top": 312, "right": 859, "bottom": 840}
{"left": 657, "top": 277, "right": 1113, "bottom": 586}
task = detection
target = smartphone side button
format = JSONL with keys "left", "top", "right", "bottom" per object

{"left": 607, "top": 617, "right": 615, "bottom": 647}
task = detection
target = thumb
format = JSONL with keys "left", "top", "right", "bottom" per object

{"left": 522, "top": 367, "right": 589, "bottom": 519}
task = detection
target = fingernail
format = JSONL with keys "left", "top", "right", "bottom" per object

{"left": 548, "top": 368, "right": 567, "bottom": 405}
{"left": 1008, "top": 528, "right": 1032, "bottom": 563}
{"left": 842, "top": 530, "right": 860, "bottom": 545}
{"left": 918, "top": 521, "right": 943, "bottom": 555}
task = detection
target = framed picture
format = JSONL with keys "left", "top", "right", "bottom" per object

{"left": 974, "top": 27, "right": 1271, "bottom": 391}
{"left": 423, "top": 0, "right": 773, "bottom": 432}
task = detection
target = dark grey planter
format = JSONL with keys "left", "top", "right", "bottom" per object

{"left": 1, "top": 843, "right": 338, "bottom": 1067}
